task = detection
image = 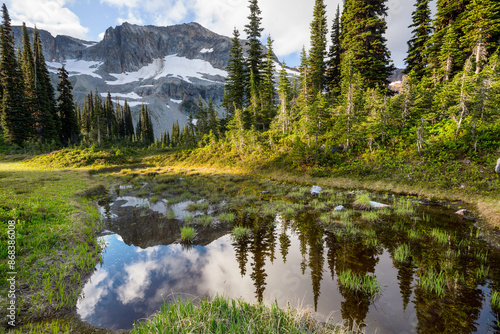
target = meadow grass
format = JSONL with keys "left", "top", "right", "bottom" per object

{"left": 0, "top": 162, "right": 104, "bottom": 322}
{"left": 186, "top": 201, "right": 210, "bottom": 212}
{"left": 131, "top": 295, "right": 346, "bottom": 334}
{"left": 232, "top": 226, "right": 252, "bottom": 240}
{"left": 393, "top": 197, "right": 416, "bottom": 216}
{"left": 180, "top": 226, "right": 196, "bottom": 243}
{"left": 360, "top": 211, "right": 380, "bottom": 222}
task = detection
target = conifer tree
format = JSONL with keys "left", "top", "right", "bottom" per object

{"left": 438, "top": 25, "right": 461, "bottom": 81}
{"left": 123, "top": 100, "right": 134, "bottom": 139}
{"left": 0, "top": 5, "right": 31, "bottom": 145}
{"left": 20, "top": 23, "right": 37, "bottom": 136}
{"left": 103, "top": 92, "right": 117, "bottom": 140}
{"left": 206, "top": 98, "right": 219, "bottom": 136}
{"left": 244, "top": 0, "right": 264, "bottom": 85}
{"left": 460, "top": 0, "right": 500, "bottom": 74}
{"left": 275, "top": 61, "right": 292, "bottom": 133}
{"left": 33, "top": 27, "right": 59, "bottom": 142}
{"left": 326, "top": 5, "right": 342, "bottom": 97}
{"left": 308, "top": 0, "right": 328, "bottom": 96}
{"left": 341, "top": 0, "right": 394, "bottom": 90}
{"left": 171, "top": 120, "right": 180, "bottom": 146}
{"left": 57, "top": 66, "right": 78, "bottom": 145}
{"left": 405, "top": 0, "right": 432, "bottom": 80}
{"left": 223, "top": 28, "right": 247, "bottom": 116}
{"left": 260, "top": 35, "right": 276, "bottom": 131}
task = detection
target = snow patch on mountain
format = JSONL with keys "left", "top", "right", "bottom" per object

{"left": 100, "top": 92, "right": 142, "bottom": 100}
{"left": 170, "top": 98, "right": 183, "bottom": 104}
{"left": 200, "top": 48, "right": 214, "bottom": 53}
{"left": 106, "top": 55, "right": 227, "bottom": 86}
{"left": 47, "top": 59, "right": 103, "bottom": 78}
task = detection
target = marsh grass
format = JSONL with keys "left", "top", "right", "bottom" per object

{"left": 166, "top": 209, "right": 176, "bottom": 220}
{"left": 337, "top": 270, "right": 380, "bottom": 298}
{"left": 219, "top": 212, "right": 236, "bottom": 223}
{"left": 131, "top": 295, "right": 346, "bottom": 334}
{"left": 492, "top": 290, "right": 500, "bottom": 310}
{"left": 184, "top": 213, "right": 195, "bottom": 224}
{"left": 394, "top": 244, "right": 411, "bottom": 265}
{"left": 186, "top": 201, "right": 210, "bottom": 212}
{"left": 430, "top": 228, "right": 450, "bottom": 244}
{"left": 197, "top": 215, "right": 213, "bottom": 226}
{"left": 360, "top": 211, "right": 380, "bottom": 222}
{"left": 180, "top": 226, "right": 196, "bottom": 243}
{"left": 419, "top": 269, "right": 446, "bottom": 297}
{"left": 353, "top": 193, "right": 371, "bottom": 210}
{"left": 150, "top": 195, "right": 160, "bottom": 203}
{"left": 394, "top": 197, "right": 416, "bottom": 216}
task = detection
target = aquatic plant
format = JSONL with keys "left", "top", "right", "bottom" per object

{"left": 430, "top": 228, "right": 449, "bottom": 244}
{"left": 419, "top": 269, "right": 446, "bottom": 297}
{"left": 492, "top": 290, "right": 500, "bottom": 310}
{"left": 219, "top": 211, "right": 236, "bottom": 223}
{"left": 232, "top": 226, "right": 252, "bottom": 240}
{"left": 166, "top": 209, "right": 176, "bottom": 220}
{"left": 180, "top": 226, "right": 196, "bottom": 243}
{"left": 353, "top": 193, "right": 371, "bottom": 210}
{"left": 360, "top": 211, "right": 380, "bottom": 222}
{"left": 393, "top": 197, "right": 416, "bottom": 216}
{"left": 393, "top": 244, "right": 411, "bottom": 265}
{"left": 197, "top": 215, "right": 213, "bottom": 226}
{"left": 337, "top": 270, "right": 380, "bottom": 298}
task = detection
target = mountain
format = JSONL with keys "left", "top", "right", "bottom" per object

{"left": 12, "top": 23, "right": 253, "bottom": 138}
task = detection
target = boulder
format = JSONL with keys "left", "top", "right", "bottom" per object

{"left": 369, "top": 201, "right": 391, "bottom": 209}
{"left": 496, "top": 158, "right": 500, "bottom": 174}
{"left": 334, "top": 205, "right": 345, "bottom": 211}
{"left": 455, "top": 209, "right": 468, "bottom": 216}
{"left": 310, "top": 186, "right": 323, "bottom": 196}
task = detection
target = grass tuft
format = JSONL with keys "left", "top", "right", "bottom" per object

{"left": 232, "top": 226, "right": 252, "bottom": 240}
{"left": 353, "top": 193, "right": 371, "bottom": 210}
{"left": 180, "top": 226, "right": 196, "bottom": 244}
{"left": 337, "top": 270, "right": 380, "bottom": 298}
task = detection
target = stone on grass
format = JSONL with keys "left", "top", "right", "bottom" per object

{"left": 334, "top": 205, "right": 345, "bottom": 211}
{"left": 369, "top": 201, "right": 391, "bottom": 209}
{"left": 310, "top": 186, "right": 323, "bottom": 196}
{"left": 496, "top": 158, "right": 500, "bottom": 174}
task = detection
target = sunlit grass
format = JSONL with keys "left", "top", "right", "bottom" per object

{"left": 353, "top": 193, "right": 371, "bottom": 210}
{"left": 232, "top": 226, "right": 251, "bottom": 240}
{"left": 131, "top": 295, "right": 346, "bottom": 334}
{"left": 180, "top": 226, "right": 196, "bottom": 243}
{"left": 393, "top": 244, "right": 411, "bottom": 265}
{"left": 492, "top": 290, "right": 500, "bottom": 310}
{"left": 419, "top": 269, "right": 446, "bottom": 297}
{"left": 337, "top": 270, "right": 380, "bottom": 298}
{"left": 219, "top": 212, "right": 236, "bottom": 223}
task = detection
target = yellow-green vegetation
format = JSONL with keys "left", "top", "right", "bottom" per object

{"left": 219, "top": 212, "right": 236, "bottom": 223}
{"left": 131, "top": 295, "right": 345, "bottom": 334}
{"left": 352, "top": 193, "right": 371, "bottom": 210}
{"left": 0, "top": 162, "right": 107, "bottom": 329}
{"left": 337, "top": 270, "right": 380, "bottom": 298}
{"left": 180, "top": 226, "right": 196, "bottom": 243}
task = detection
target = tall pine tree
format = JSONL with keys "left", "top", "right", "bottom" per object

{"left": 244, "top": 0, "right": 264, "bottom": 86}
{"left": 404, "top": 0, "right": 432, "bottom": 80}
{"left": 223, "top": 28, "right": 247, "bottom": 116}
{"left": 326, "top": 5, "right": 342, "bottom": 97}
{"left": 0, "top": 5, "right": 31, "bottom": 145}
{"left": 308, "top": 0, "right": 328, "bottom": 96}
{"left": 57, "top": 66, "right": 78, "bottom": 145}
{"left": 19, "top": 23, "right": 37, "bottom": 137}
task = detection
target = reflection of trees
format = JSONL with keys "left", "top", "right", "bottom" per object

{"left": 279, "top": 232, "right": 291, "bottom": 263}
{"left": 233, "top": 237, "right": 250, "bottom": 276}
{"left": 396, "top": 264, "right": 414, "bottom": 311}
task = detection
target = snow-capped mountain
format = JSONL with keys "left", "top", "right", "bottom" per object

{"left": 12, "top": 22, "right": 250, "bottom": 137}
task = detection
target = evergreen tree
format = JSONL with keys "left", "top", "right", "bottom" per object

{"left": 405, "top": 0, "right": 432, "bottom": 80}
{"left": 123, "top": 100, "right": 134, "bottom": 139}
{"left": 33, "top": 27, "right": 59, "bottom": 142}
{"left": 341, "top": 0, "right": 394, "bottom": 90}
{"left": 20, "top": 23, "right": 37, "bottom": 136}
{"left": 260, "top": 35, "right": 276, "bottom": 131}
{"left": 0, "top": 5, "right": 31, "bottom": 145}
{"left": 438, "top": 24, "right": 462, "bottom": 81}
{"left": 244, "top": 0, "right": 264, "bottom": 85}
{"left": 57, "top": 66, "right": 78, "bottom": 145}
{"left": 171, "top": 120, "right": 180, "bottom": 146}
{"left": 103, "top": 92, "right": 117, "bottom": 140}
{"left": 308, "top": 0, "right": 328, "bottom": 96}
{"left": 460, "top": 0, "right": 500, "bottom": 74}
{"left": 274, "top": 61, "right": 293, "bottom": 133}
{"left": 326, "top": 5, "right": 342, "bottom": 97}
{"left": 223, "top": 28, "right": 247, "bottom": 116}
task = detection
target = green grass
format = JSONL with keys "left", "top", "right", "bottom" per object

{"left": 393, "top": 244, "right": 411, "bottom": 265}
{"left": 353, "top": 193, "right": 371, "bottom": 210}
{"left": 0, "top": 162, "right": 104, "bottom": 323}
{"left": 166, "top": 209, "right": 176, "bottom": 220}
{"left": 492, "top": 290, "right": 500, "bottom": 310}
{"left": 232, "top": 226, "right": 251, "bottom": 240}
{"left": 131, "top": 295, "right": 345, "bottom": 334}
{"left": 419, "top": 268, "right": 446, "bottom": 297}
{"left": 180, "top": 226, "right": 196, "bottom": 243}
{"left": 393, "top": 197, "right": 416, "bottom": 216}
{"left": 337, "top": 270, "right": 380, "bottom": 298}
{"left": 360, "top": 211, "right": 380, "bottom": 222}
{"left": 186, "top": 201, "right": 210, "bottom": 212}
{"left": 219, "top": 212, "right": 236, "bottom": 223}
{"left": 197, "top": 215, "right": 213, "bottom": 226}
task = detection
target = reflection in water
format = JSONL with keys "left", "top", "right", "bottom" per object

{"left": 80, "top": 189, "right": 500, "bottom": 333}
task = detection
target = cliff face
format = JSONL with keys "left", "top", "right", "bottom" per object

{"left": 11, "top": 22, "right": 257, "bottom": 138}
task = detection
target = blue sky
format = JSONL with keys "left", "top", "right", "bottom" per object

{"left": 6, "top": 0, "right": 434, "bottom": 69}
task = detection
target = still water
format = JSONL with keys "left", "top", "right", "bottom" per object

{"left": 77, "top": 174, "right": 500, "bottom": 333}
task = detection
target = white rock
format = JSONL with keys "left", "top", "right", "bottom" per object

{"left": 495, "top": 158, "right": 500, "bottom": 174}
{"left": 334, "top": 205, "right": 345, "bottom": 211}
{"left": 310, "top": 186, "right": 323, "bottom": 196}
{"left": 369, "top": 201, "right": 391, "bottom": 209}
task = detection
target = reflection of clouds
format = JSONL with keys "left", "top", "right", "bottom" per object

{"left": 117, "top": 259, "right": 160, "bottom": 304}
{"left": 77, "top": 270, "right": 111, "bottom": 318}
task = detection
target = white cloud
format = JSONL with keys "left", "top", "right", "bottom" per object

{"left": 117, "top": 8, "right": 144, "bottom": 25}
{"left": 7, "top": 0, "right": 89, "bottom": 39}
